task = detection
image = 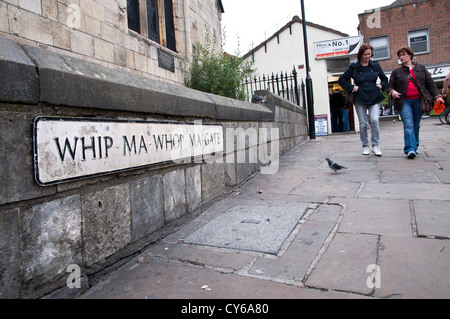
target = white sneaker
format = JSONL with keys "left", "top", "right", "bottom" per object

{"left": 362, "top": 147, "right": 370, "bottom": 155}
{"left": 372, "top": 146, "right": 382, "bottom": 156}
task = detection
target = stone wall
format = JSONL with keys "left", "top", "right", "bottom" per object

{"left": 0, "top": 35, "right": 308, "bottom": 298}
{"left": 0, "top": 0, "right": 223, "bottom": 85}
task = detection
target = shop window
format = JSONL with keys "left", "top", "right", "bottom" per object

{"left": 408, "top": 29, "right": 429, "bottom": 55}
{"left": 370, "top": 35, "right": 389, "bottom": 60}
{"left": 326, "top": 58, "right": 350, "bottom": 74}
{"left": 126, "top": 0, "right": 176, "bottom": 52}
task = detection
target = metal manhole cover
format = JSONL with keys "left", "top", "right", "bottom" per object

{"left": 183, "top": 204, "right": 308, "bottom": 254}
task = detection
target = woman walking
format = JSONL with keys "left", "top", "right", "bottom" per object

{"left": 387, "top": 46, "right": 443, "bottom": 159}
{"left": 339, "top": 44, "right": 388, "bottom": 156}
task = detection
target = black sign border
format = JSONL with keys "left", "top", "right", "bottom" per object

{"left": 32, "top": 116, "right": 223, "bottom": 186}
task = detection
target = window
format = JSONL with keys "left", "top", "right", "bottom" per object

{"left": 370, "top": 36, "right": 389, "bottom": 60}
{"left": 126, "top": 0, "right": 176, "bottom": 52}
{"left": 408, "top": 29, "right": 429, "bottom": 55}
{"left": 327, "top": 58, "right": 350, "bottom": 74}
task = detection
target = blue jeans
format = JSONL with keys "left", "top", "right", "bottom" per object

{"left": 399, "top": 98, "right": 422, "bottom": 154}
{"left": 354, "top": 102, "right": 380, "bottom": 148}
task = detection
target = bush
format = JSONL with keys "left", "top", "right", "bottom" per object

{"left": 185, "top": 32, "right": 255, "bottom": 101}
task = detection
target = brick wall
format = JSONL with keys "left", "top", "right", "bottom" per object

{"left": 358, "top": 0, "right": 450, "bottom": 72}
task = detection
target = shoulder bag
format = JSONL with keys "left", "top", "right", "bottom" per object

{"left": 408, "top": 73, "right": 433, "bottom": 113}
{"left": 345, "top": 65, "right": 357, "bottom": 105}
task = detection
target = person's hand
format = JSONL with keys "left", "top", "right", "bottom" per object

{"left": 377, "top": 84, "right": 382, "bottom": 90}
{"left": 353, "top": 86, "right": 359, "bottom": 92}
{"left": 391, "top": 90, "right": 401, "bottom": 99}
{"left": 436, "top": 97, "right": 445, "bottom": 105}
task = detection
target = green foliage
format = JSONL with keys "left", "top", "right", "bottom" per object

{"left": 185, "top": 31, "right": 255, "bottom": 101}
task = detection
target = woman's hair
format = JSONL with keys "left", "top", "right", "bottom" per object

{"left": 357, "top": 43, "right": 374, "bottom": 62}
{"left": 397, "top": 46, "right": 414, "bottom": 59}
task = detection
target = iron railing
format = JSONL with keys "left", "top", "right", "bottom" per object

{"left": 244, "top": 66, "right": 304, "bottom": 108}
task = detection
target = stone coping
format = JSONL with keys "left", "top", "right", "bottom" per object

{"left": 0, "top": 35, "right": 306, "bottom": 122}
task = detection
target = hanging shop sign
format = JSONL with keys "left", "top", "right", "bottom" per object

{"left": 33, "top": 117, "right": 223, "bottom": 185}
{"left": 315, "top": 36, "right": 363, "bottom": 59}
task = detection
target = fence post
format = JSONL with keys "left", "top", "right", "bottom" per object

{"left": 301, "top": 80, "right": 306, "bottom": 109}
{"left": 293, "top": 66, "right": 300, "bottom": 106}
{"left": 271, "top": 73, "right": 276, "bottom": 92}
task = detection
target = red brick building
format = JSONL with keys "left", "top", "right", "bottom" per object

{"left": 358, "top": 0, "right": 450, "bottom": 87}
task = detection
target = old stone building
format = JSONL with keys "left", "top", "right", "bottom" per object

{"left": 0, "top": 0, "right": 224, "bottom": 84}
{"left": 0, "top": 0, "right": 310, "bottom": 299}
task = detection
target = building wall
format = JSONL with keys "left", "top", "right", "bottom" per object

{"left": 246, "top": 16, "right": 348, "bottom": 135}
{"left": 0, "top": 35, "right": 308, "bottom": 298}
{"left": 358, "top": 0, "right": 450, "bottom": 73}
{"left": 0, "top": 0, "right": 223, "bottom": 85}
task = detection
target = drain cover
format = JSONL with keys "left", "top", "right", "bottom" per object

{"left": 184, "top": 204, "right": 308, "bottom": 254}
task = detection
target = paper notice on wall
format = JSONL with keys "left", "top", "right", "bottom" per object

{"left": 314, "top": 114, "right": 328, "bottom": 136}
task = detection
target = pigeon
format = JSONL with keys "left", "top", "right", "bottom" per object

{"left": 252, "top": 92, "right": 266, "bottom": 103}
{"left": 326, "top": 157, "right": 347, "bottom": 173}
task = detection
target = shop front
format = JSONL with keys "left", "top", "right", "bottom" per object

{"left": 315, "top": 36, "right": 364, "bottom": 134}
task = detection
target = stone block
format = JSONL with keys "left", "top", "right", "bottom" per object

{"left": 9, "top": 7, "right": 53, "bottom": 44}
{"left": 82, "top": 184, "right": 131, "bottom": 266}
{"left": 0, "top": 3, "right": 8, "bottom": 33}
{"left": 209, "top": 93, "right": 273, "bottom": 121}
{"left": 0, "top": 111, "right": 55, "bottom": 205}
{"left": 0, "top": 35, "right": 39, "bottom": 103}
{"left": 186, "top": 166, "right": 202, "bottom": 212}
{"left": 201, "top": 161, "right": 225, "bottom": 203}
{"left": 94, "top": 37, "right": 115, "bottom": 63}
{"left": 0, "top": 208, "right": 20, "bottom": 298}
{"left": 19, "top": 0, "right": 42, "bottom": 15}
{"left": 70, "top": 29, "right": 94, "bottom": 56}
{"left": 163, "top": 170, "right": 187, "bottom": 223}
{"left": 130, "top": 175, "right": 165, "bottom": 241}
{"left": 20, "top": 195, "right": 82, "bottom": 285}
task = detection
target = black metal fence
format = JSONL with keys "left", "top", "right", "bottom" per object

{"left": 244, "top": 67, "right": 305, "bottom": 108}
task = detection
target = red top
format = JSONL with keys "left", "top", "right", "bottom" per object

{"left": 406, "top": 69, "right": 421, "bottom": 99}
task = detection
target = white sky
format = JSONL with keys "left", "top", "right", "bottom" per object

{"left": 221, "top": 0, "right": 395, "bottom": 55}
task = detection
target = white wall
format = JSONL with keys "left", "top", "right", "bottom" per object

{"left": 247, "top": 19, "right": 348, "bottom": 135}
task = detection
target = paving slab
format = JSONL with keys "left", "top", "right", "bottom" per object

{"left": 375, "top": 159, "right": 438, "bottom": 171}
{"left": 379, "top": 170, "right": 439, "bottom": 184}
{"left": 144, "top": 242, "right": 256, "bottom": 271}
{"left": 331, "top": 198, "right": 413, "bottom": 236}
{"left": 358, "top": 182, "right": 450, "bottom": 200}
{"left": 81, "top": 255, "right": 364, "bottom": 299}
{"left": 305, "top": 233, "right": 379, "bottom": 295}
{"left": 289, "top": 180, "right": 362, "bottom": 198}
{"left": 377, "top": 235, "right": 450, "bottom": 299}
{"left": 413, "top": 200, "right": 450, "bottom": 238}
{"left": 248, "top": 220, "right": 336, "bottom": 283}
{"left": 183, "top": 204, "right": 308, "bottom": 254}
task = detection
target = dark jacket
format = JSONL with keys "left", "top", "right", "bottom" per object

{"left": 339, "top": 60, "right": 388, "bottom": 105}
{"left": 387, "top": 62, "right": 441, "bottom": 110}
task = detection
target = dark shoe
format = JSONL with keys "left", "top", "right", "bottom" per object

{"left": 407, "top": 151, "right": 416, "bottom": 159}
